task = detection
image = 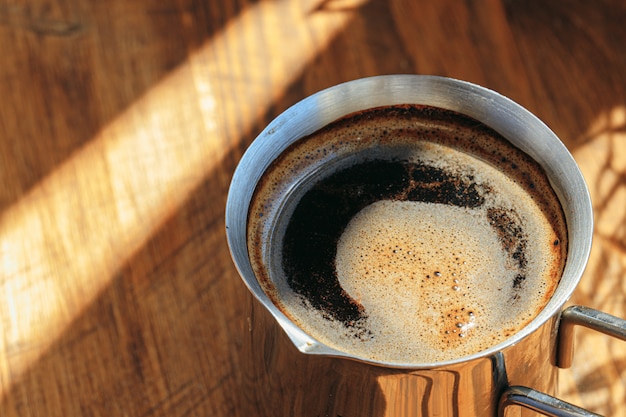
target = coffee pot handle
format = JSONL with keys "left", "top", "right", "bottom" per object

{"left": 499, "top": 305, "right": 626, "bottom": 417}
{"left": 498, "top": 386, "right": 601, "bottom": 417}
{"left": 557, "top": 305, "right": 626, "bottom": 368}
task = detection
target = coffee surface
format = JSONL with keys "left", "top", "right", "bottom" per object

{"left": 247, "top": 105, "right": 567, "bottom": 364}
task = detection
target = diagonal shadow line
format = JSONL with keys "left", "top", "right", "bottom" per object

{"left": 0, "top": 0, "right": 267, "bottom": 382}
{"left": 0, "top": 0, "right": 379, "bottom": 415}
{"left": 0, "top": 0, "right": 263, "bottom": 213}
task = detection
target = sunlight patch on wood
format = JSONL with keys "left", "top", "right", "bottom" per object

{"left": 0, "top": 0, "right": 365, "bottom": 397}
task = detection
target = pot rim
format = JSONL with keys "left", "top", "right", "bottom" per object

{"left": 225, "top": 74, "right": 593, "bottom": 369}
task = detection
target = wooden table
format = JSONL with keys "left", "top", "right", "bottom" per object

{"left": 1, "top": 0, "right": 625, "bottom": 415}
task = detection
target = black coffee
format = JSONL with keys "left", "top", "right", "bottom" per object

{"left": 247, "top": 105, "right": 567, "bottom": 363}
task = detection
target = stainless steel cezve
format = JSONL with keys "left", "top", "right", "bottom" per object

{"left": 225, "top": 75, "right": 626, "bottom": 417}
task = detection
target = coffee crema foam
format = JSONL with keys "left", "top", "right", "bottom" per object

{"left": 247, "top": 105, "right": 567, "bottom": 364}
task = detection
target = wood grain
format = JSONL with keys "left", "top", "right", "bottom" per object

{"left": 1, "top": 0, "right": 625, "bottom": 415}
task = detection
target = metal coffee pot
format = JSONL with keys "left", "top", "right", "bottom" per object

{"left": 226, "top": 75, "right": 626, "bottom": 417}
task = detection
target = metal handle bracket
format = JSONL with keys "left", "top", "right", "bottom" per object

{"left": 499, "top": 386, "right": 602, "bottom": 417}
{"left": 558, "top": 305, "right": 626, "bottom": 369}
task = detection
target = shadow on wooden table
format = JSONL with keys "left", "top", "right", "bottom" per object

{"left": 0, "top": 0, "right": 376, "bottom": 413}
{"left": 0, "top": 0, "right": 264, "bottom": 211}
